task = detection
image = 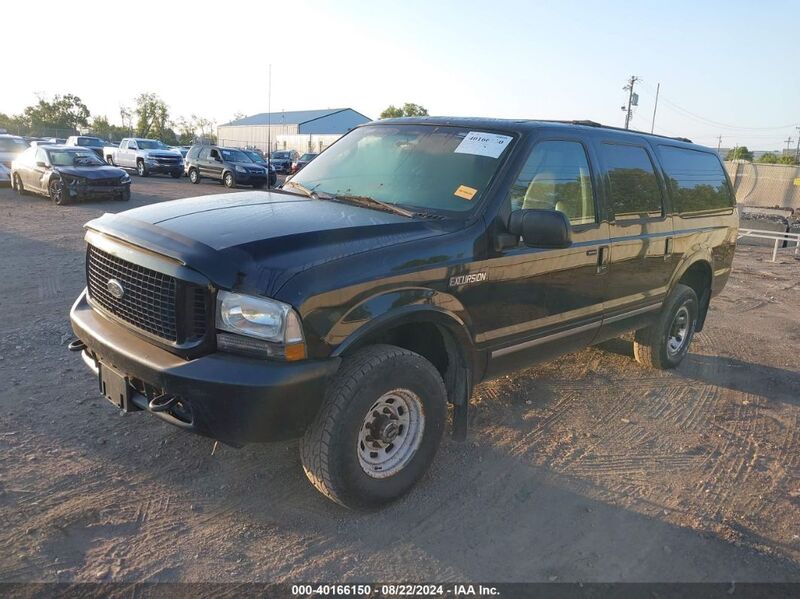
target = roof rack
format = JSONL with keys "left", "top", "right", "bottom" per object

{"left": 545, "top": 119, "right": 693, "bottom": 144}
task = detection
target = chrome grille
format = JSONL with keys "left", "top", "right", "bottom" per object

{"left": 86, "top": 245, "right": 210, "bottom": 346}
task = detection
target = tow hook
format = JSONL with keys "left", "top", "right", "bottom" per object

{"left": 67, "top": 339, "right": 87, "bottom": 352}
{"left": 148, "top": 394, "right": 178, "bottom": 413}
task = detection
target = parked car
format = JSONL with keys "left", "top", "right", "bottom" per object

{"left": 12, "top": 145, "right": 131, "bottom": 204}
{"left": 0, "top": 134, "right": 29, "bottom": 184}
{"left": 66, "top": 136, "right": 106, "bottom": 158}
{"left": 69, "top": 117, "right": 738, "bottom": 509}
{"left": 104, "top": 138, "right": 183, "bottom": 178}
{"left": 185, "top": 144, "right": 271, "bottom": 188}
{"left": 269, "top": 149, "right": 299, "bottom": 173}
{"left": 242, "top": 149, "right": 278, "bottom": 187}
{"left": 293, "top": 152, "right": 318, "bottom": 173}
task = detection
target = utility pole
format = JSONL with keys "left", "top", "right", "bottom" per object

{"left": 785, "top": 136, "right": 793, "bottom": 155}
{"left": 622, "top": 75, "right": 641, "bottom": 130}
{"left": 267, "top": 63, "right": 272, "bottom": 187}
{"left": 795, "top": 126, "right": 800, "bottom": 161}
{"left": 717, "top": 135, "right": 723, "bottom": 154}
{"left": 650, "top": 82, "right": 660, "bottom": 133}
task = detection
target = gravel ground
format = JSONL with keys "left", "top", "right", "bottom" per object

{"left": 0, "top": 176, "right": 799, "bottom": 583}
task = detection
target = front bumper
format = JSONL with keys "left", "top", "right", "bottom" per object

{"left": 234, "top": 172, "right": 271, "bottom": 185}
{"left": 67, "top": 182, "right": 130, "bottom": 200}
{"left": 70, "top": 290, "right": 340, "bottom": 444}
{"left": 145, "top": 162, "right": 183, "bottom": 175}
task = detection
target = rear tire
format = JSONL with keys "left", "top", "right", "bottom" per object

{"left": 13, "top": 174, "right": 27, "bottom": 195}
{"left": 223, "top": 172, "right": 236, "bottom": 188}
{"left": 106, "top": 155, "right": 115, "bottom": 166}
{"left": 300, "top": 345, "right": 447, "bottom": 510}
{"left": 633, "top": 284, "right": 699, "bottom": 369}
{"left": 188, "top": 168, "right": 200, "bottom": 184}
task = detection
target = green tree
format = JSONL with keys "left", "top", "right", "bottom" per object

{"left": 22, "top": 94, "right": 90, "bottom": 134}
{"left": 725, "top": 146, "right": 753, "bottom": 161}
{"left": 174, "top": 115, "right": 216, "bottom": 145}
{"left": 90, "top": 115, "right": 131, "bottom": 142}
{"left": 379, "top": 102, "right": 429, "bottom": 119}
{"left": 756, "top": 152, "right": 779, "bottom": 164}
{"left": 0, "top": 112, "right": 28, "bottom": 135}
{"left": 134, "top": 93, "right": 170, "bottom": 139}
{"left": 776, "top": 154, "right": 798, "bottom": 165}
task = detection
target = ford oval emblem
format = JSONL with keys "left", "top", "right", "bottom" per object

{"left": 107, "top": 279, "right": 125, "bottom": 299}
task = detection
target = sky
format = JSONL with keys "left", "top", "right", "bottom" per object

{"left": 4, "top": 0, "right": 799, "bottom": 151}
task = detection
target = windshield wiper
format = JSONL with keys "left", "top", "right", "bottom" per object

{"left": 330, "top": 194, "right": 415, "bottom": 218}
{"left": 282, "top": 180, "right": 321, "bottom": 199}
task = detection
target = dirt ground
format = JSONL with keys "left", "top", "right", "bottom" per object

{"left": 0, "top": 176, "right": 798, "bottom": 583}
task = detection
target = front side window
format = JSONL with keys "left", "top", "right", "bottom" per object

{"left": 657, "top": 146, "right": 734, "bottom": 213}
{"left": 510, "top": 140, "right": 596, "bottom": 225}
{"left": 35, "top": 148, "right": 48, "bottom": 165}
{"left": 289, "top": 124, "right": 514, "bottom": 214}
{"left": 602, "top": 143, "right": 663, "bottom": 220}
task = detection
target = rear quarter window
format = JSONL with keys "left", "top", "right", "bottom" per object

{"left": 657, "top": 145, "right": 734, "bottom": 214}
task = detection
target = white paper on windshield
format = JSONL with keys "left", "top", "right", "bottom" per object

{"left": 454, "top": 131, "right": 513, "bottom": 159}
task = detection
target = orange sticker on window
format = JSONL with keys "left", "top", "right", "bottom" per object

{"left": 454, "top": 185, "right": 478, "bottom": 200}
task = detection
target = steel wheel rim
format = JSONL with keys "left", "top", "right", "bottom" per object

{"left": 138, "top": 163, "right": 144, "bottom": 175}
{"left": 225, "top": 174, "right": 233, "bottom": 187}
{"left": 667, "top": 305, "right": 691, "bottom": 356}
{"left": 190, "top": 170, "right": 197, "bottom": 182}
{"left": 357, "top": 388, "right": 425, "bottom": 479}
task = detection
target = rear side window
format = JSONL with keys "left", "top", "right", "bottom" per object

{"left": 187, "top": 146, "right": 200, "bottom": 160}
{"left": 199, "top": 147, "right": 210, "bottom": 160}
{"left": 510, "top": 140, "right": 596, "bottom": 225}
{"left": 602, "top": 143, "right": 663, "bottom": 220}
{"left": 657, "top": 146, "right": 733, "bottom": 213}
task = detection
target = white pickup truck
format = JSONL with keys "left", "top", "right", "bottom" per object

{"left": 104, "top": 138, "right": 183, "bottom": 178}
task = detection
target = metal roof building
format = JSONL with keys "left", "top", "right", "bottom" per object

{"left": 217, "top": 108, "right": 371, "bottom": 154}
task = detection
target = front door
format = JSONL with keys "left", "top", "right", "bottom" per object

{"left": 593, "top": 140, "right": 674, "bottom": 327}
{"left": 480, "top": 138, "right": 611, "bottom": 375}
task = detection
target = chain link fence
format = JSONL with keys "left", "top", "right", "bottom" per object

{"left": 724, "top": 160, "right": 800, "bottom": 212}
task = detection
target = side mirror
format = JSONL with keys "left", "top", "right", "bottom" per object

{"left": 36, "top": 161, "right": 47, "bottom": 168}
{"left": 508, "top": 209, "right": 572, "bottom": 248}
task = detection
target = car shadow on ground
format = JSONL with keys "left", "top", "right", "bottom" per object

{"left": 596, "top": 338, "right": 800, "bottom": 405}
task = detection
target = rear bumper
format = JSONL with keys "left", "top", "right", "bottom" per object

{"left": 70, "top": 290, "right": 340, "bottom": 444}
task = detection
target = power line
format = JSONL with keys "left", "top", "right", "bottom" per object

{"left": 638, "top": 82, "right": 797, "bottom": 131}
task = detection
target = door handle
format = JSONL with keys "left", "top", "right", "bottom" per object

{"left": 664, "top": 237, "right": 673, "bottom": 260}
{"left": 597, "top": 245, "right": 609, "bottom": 274}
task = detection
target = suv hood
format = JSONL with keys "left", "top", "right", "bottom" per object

{"left": 85, "top": 191, "right": 450, "bottom": 295}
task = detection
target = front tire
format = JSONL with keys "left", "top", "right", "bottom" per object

{"left": 188, "top": 168, "right": 200, "bottom": 184}
{"left": 300, "top": 345, "right": 447, "bottom": 510}
{"left": 170, "top": 171, "right": 182, "bottom": 179}
{"left": 633, "top": 283, "right": 699, "bottom": 369}
{"left": 48, "top": 179, "right": 67, "bottom": 206}
{"left": 223, "top": 172, "right": 236, "bottom": 188}
{"left": 117, "top": 188, "right": 131, "bottom": 201}
{"left": 136, "top": 160, "right": 148, "bottom": 177}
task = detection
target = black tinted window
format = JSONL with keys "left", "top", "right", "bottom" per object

{"left": 602, "top": 144, "right": 663, "bottom": 219}
{"left": 658, "top": 146, "right": 733, "bottom": 213}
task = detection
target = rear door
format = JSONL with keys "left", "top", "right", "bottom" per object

{"left": 482, "top": 137, "right": 611, "bottom": 373}
{"left": 594, "top": 139, "right": 674, "bottom": 326}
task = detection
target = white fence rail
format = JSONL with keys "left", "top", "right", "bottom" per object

{"left": 737, "top": 228, "right": 800, "bottom": 262}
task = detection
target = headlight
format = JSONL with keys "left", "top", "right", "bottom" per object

{"left": 216, "top": 291, "right": 305, "bottom": 360}
{"left": 235, "top": 165, "right": 246, "bottom": 173}
{"left": 120, "top": 173, "right": 131, "bottom": 184}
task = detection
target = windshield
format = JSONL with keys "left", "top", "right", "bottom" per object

{"left": 77, "top": 138, "right": 104, "bottom": 148}
{"left": 137, "top": 140, "right": 168, "bottom": 150}
{"left": 272, "top": 152, "right": 291, "bottom": 159}
{"left": 0, "top": 138, "right": 27, "bottom": 152}
{"left": 245, "top": 151, "right": 266, "bottom": 163}
{"left": 48, "top": 149, "right": 105, "bottom": 167}
{"left": 299, "top": 153, "right": 317, "bottom": 161}
{"left": 220, "top": 149, "right": 252, "bottom": 163}
{"left": 289, "top": 124, "right": 514, "bottom": 213}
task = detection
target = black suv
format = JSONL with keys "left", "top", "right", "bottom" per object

{"left": 70, "top": 118, "right": 738, "bottom": 509}
{"left": 185, "top": 144, "right": 271, "bottom": 188}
